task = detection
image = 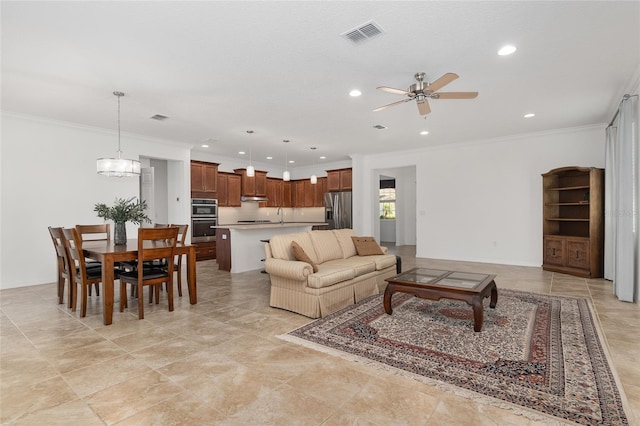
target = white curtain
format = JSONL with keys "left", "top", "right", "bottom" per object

{"left": 604, "top": 95, "right": 639, "bottom": 303}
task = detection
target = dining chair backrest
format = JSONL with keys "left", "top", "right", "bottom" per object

{"left": 76, "top": 224, "right": 111, "bottom": 241}
{"left": 136, "top": 227, "right": 179, "bottom": 270}
{"left": 170, "top": 224, "right": 189, "bottom": 245}
{"left": 62, "top": 228, "right": 91, "bottom": 279}
{"left": 48, "top": 226, "right": 71, "bottom": 304}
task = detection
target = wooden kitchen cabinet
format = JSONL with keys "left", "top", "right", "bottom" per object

{"left": 542, "top": 166, "right": 603, "bottom": 278}
{"left": 326, "top": 168, "right": 352, "bottom": 191}
{"left": 314, "top": 177, "right": 326, "bottom": 207}
{"left": 190, "top": 161, "right": 218, "bottom": 196}
{"left": 217, "top": 172, "right": 241, "bottom": 207}
{"left": 194, "top": 241, "right": 216, "bottom": 261}
{"left": 282, "top": 181, "right": 292, "bottom": 207}
{"left": 234, "top": 168, "right": 267, "bottom": 197}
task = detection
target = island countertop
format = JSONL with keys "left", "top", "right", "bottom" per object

{"left": 213, "top": 222, "right": 328, "bottom": 230}
{"left": 213, "top": 223, "right": 328, "bottom": 273}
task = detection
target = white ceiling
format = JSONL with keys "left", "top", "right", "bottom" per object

{"left": 2, "top": 1, "right": 639, "bottom": 167}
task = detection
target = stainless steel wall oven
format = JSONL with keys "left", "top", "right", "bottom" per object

{"left": 191, "top": 199, "right": 217, "bottom": 242}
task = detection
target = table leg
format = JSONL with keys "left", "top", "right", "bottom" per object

{"left": 187, "top": 246, "right": 197, "bottom": 305}
{"left": 383, "top": 285, "right": 394, "bottom": 315}
{"left": 489, "top": 282, "right": 498, "bottom": 308}
{"left": 102, "top": 256, "right": 114, "bottom": 325}
{"left": 472, "top": 297, "right": 483, "bottom": 332}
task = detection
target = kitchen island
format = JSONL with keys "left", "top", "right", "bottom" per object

{"left": 213, "top": 222, "right": 328, "bottom": 273}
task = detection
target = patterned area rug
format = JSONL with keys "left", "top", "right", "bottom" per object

{"left": 280, "top": 290, "right": 630, "bottom": 425}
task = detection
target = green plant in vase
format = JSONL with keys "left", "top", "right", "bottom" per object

{"left": 94, "top": 197, "right": 151, "bottom": 245}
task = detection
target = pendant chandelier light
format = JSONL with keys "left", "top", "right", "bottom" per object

{"left": 283, "top": 140, "right": 290, "bottom": 181}
{"left": 97, "top": 91, "right": 141, "bottom": 177}
{"left": 246, "top": 130, "right": 255, "bottom": 177}
{"left": 310, "top": 147, "right": 317, "bottom": 184}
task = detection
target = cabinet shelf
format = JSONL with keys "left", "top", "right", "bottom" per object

{"left": 545, "top": 217, "right": 589, "bottom": 222}
{"left": 547, "top": 185, "right": 590, "bottom": 191}
{"left": 545, "top": 202, "right": 589, "bottom": 206}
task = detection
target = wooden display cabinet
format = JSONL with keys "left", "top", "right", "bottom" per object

{"left": 542, "top": 167, "right": 604, "bottom": 278}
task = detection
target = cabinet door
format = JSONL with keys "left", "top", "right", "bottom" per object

{"left": 567, "top": 239, "right": 590, "bottom": 269}
{"left": 255, "top": 171, "right": 267, "bottom": 197}
{"left": 217, "top": 174, "right": 228, "bottom": 206}
{"left": 314, "top": 177, "right": 326, "bottom": 207}
{"left": 282, "top": 181, "right": 292, "bottom": 207}
{"left": 544, "top": 236, "right": 565, "bottom": 266}
{"left": 191, "top": 163, "right": 204, "bottom": 192}
{"left": 327, "top": 171, "right": 340, "bottom": 191}
{"left": 203, "top": 164, "right": 218, "bottom": 192}
{"left": 227, "top": 174, "right": 242, "bottom": 207}
{"left": 303, "top": 180, "right": 314, "bottom": 207}
{"left": 293, "top": 181, "right": 305, "bottom": 207}
{"left": 340, "top": 169, "right": 352, "bottom": 190}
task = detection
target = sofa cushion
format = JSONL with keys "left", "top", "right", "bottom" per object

{"left": 307, "top": 264, "right": 355, "bottom": 289}
{"left": 326, "top": 257, "right": 376, "bottom": 277}
{"left": 351, "top": 236, "right": 384, "bottom": 256}
{"left": 309, "top": 230, "right": 343, "bottom": 263}
{"left": 291, "top": 241, "right": 318, "bottom": 273}
{"left": 332, "top": 229, "right": 357, "bottom": 259}
{"left": 269, "top": 232, "right": 319, "bottom": 263}
{"left": 371, "top": 254, "right": 397, "bottom": 271}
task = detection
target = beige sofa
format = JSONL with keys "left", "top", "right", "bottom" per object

{"left": 264, "top": 229, "right": 397, "bottom": 318}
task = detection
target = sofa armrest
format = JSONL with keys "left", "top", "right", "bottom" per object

{"left": 381, "top": 246, "right": 389, "bottom": 254}
{"left": 265, "top": 258, "right": 313, "bottom": 281}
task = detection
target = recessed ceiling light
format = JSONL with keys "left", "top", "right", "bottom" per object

{"left": 266, "top": 156, "right": 273, "bottom": 160}
{"left": 524, "top": 113, "right": 535, "bottom": 118}
{"left": 420, "top": 130, "right": 429, "bottom": 135}
{"left": 349, "top": 89, "right": 362, "bottom": 97}
{"left": 320, "top": 156, "right": 326, "bottom": 159}
{"left": 201, "top": 144, "right": 209, "bottom": 148}
{"left": 498, "top": 45, "right": 517, "bottom": 56}
{"left": 239, "top": 151, "right": 245, "bottom": 155}
{"left": 289, "top": 160, "right": 295, "bottom": 164}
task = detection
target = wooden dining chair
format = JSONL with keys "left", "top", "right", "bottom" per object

{"left": 48, "top": 226, "right": 71, "bottom": 306}
{"left": 118, "top": 227, "right": 179, "bottom": 319}
{"left": 62, "top": 227, "right": 106, "bottom": 317}
{"left": 76, "top": 223, "right": 115, "bottom": 296}
{"left": 170, "top": 224, "right": 189, "bottom": 297}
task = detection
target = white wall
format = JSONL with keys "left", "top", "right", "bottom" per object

{"left": 354, "top": 125, "right": 606, "bottom": 267}
{"left": 1, "top": 113, "right": 191, "bottom": 289}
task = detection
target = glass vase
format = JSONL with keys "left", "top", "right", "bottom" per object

{"left": 114, "top": 222, "right": 127, "bottom": 245}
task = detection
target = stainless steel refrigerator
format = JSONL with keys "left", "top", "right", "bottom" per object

{"left": 324, "top": 191, "right": 352, "bottom": 229}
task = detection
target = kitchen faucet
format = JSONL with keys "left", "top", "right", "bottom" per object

{"left": 276, "top": 206, "right": 284, "bottom": 224}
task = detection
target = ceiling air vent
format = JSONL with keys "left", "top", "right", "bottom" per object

{"left": 373, "top": 124, "right": 387, "bottom": 130}
{"left": 341, "top": 20, "right": 385, "bottom": 44}
{"left": 150, "top": 114, "right": 169, "bottom": 121}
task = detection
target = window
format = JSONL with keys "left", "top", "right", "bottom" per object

{"left": 379, "top": 187, "right": 396, "bottom": 219}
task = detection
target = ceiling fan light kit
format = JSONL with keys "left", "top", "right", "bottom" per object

{"left": 374, "top": 72, "right": 478, "bottom": 116}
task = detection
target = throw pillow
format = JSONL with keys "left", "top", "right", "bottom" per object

{"left": 351, "top": 236, "right": 384, "bottom": 256}
{"left": 291, "top": 241, "right": 319, "bottom": 273}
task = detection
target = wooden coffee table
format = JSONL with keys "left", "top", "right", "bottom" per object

{"left": 384, "top": 268, "right": 498, "bottom": 332}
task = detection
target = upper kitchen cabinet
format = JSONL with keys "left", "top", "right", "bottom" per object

{"left": 217, "top": 172, "right": 241, "bottom": 207}
{"left": 292, "top": 178, "right": 326, "bottom": 207}
{"left": 191, "top": 161, "right": 219, "bottom": 197}
{"left": 234, "top": 168, "right": 267, "bottom": 197}
{"left": 326, "top": 168, "right": 352, "bottom": 191}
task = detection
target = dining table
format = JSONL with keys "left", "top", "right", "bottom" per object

{"left": 82, "top": 239, "right": 197, "bottom": 325}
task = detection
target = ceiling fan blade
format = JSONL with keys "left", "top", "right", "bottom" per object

{"left": 426, "top": 73, "right": 459, "bottom": 92}
{"left": 377, "top": 86, "right": 410, "bottom": 95}
{"left": 373, "top": 98, "right": 412, "bottom": 112}
{"left": 435, "top": 92, "right": 479, "bottom": 99}
{"left": 416, "top": 99, "right": 431, "bottom": 115}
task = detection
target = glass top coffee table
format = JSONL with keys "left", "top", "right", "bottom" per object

{"left": 384, "top": 268, "right": 498, "bottom": 332}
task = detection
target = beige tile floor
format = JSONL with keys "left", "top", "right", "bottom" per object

{"left": 1, "top": 245, "right": 639, "bottom": 425}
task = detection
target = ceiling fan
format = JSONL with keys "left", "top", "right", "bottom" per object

{"left": 373, "top": 72, "right": 478, "bottom": 116}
